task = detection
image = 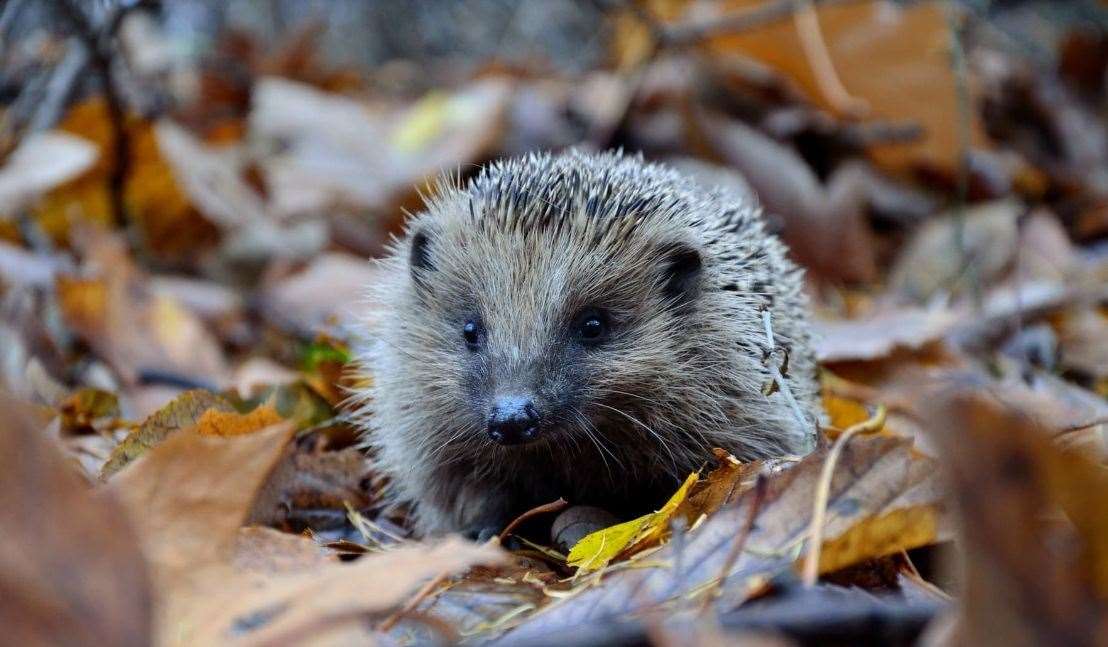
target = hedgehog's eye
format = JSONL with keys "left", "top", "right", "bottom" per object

{"left": 462, "top": 319, "right": 482, "bottom": 350}
{"left": 572, "top": 309, "right": 609, "bottom": 346}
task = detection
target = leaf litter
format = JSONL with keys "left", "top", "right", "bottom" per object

{"left": 2, "top": 1, "right": 1108, "bottom": 645}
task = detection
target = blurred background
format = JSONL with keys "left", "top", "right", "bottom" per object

{"left": 2, "top": 0, "right": 1108, "bottom": 481}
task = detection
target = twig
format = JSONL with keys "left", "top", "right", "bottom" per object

{"left": 54, "top": 0, "right": 148, "bottom": 231}
{"left": 801, "top": 405, "right": 887, "bottom": 586}
{"left": 659, "top": 0, "right": 865, "bottom": 48}
{"left": 377, "top": 571, "right": 450, "bottom": 632}
{"left": 1053, "top": 416, "right": 1108, "bottom": 439}
{"left": 944, "top": 0, "right": 980, "bottom": 308}
{"left": 793, "top": 0, "right": 868, "bottom": 117}
{"left": 761, "top": 307, "right": 813, "bottom": 442}
{"left": 27, "top": 38, "right": 90, "bottom": 133}
{"left": 498, "top": 497, "right": 569, "bottom": 543}
{"left": 699, "top": 475, "right": 767, "bottom": 614}
{"left": 899, "top": 549, "right": 952, "bottom": 601}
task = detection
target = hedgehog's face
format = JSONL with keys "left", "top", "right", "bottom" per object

{"left": 401, "top": 216, "right": 704, "bottom": 457}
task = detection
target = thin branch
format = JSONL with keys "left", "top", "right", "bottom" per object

{"left": 761, "top": 307, "right": 814, "bottom": 442}
{"left": 793, "top": 0, "right": 868, "bottom": 117}
{"left": 801, "top": 405, "right": 887, "bottom": 586}
{"left": 54, "top": 0, "right": 147, "bottom": 231}
{"left": 498, "top": 497, "right": 569, "bottom": 543}
{"left": 377, "top": 571, "right": 449, "bottom": 632}
{"left": 699, "top": 475, "right": 767, "bottom": 614}
{"left": 659, "top": 0, "right": 866, "bottom": 48}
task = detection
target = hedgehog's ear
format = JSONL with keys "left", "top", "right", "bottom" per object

{"left": 660, "top": 243, "right": 702, "bottom": 312}
{"left": 409, "top": 229, "right": 435, "bottom": 291}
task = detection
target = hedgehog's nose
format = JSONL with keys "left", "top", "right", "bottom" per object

{"left": 487, "top": 396, "right": 540, "bottom": 445}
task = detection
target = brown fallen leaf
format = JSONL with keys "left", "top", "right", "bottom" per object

{"left": 38, "top": 98, "right": 217, "bottom": 260}
{"left": 889, "top": 200, "right": 1022, "bottom": 304}
{"left": 814, "top": 307, "right": 961, "bottom": 363}
{"left": 100, "top": 403, "right": 501, "bottom": 644}
{"left": 247, "top": 444, "right": 375, "bottom": 531}
{"left": 677, "top": 448, "right": 761, "bottom": 522}
{"left": 56, "top": 227, "right": 229, "bottom": 388}
{"left": 186, "top": 537, "right": 505, "bottom": 646}
{"left": 250, "top": 76, "right": 511, "bottom": 220}
{"left": 924, "top": 389, "right": 1108, "bottom": 647}
{"left": 1055, "top": 306, "right": 1108, "bottom": 384}
{"left": 706, "top": 0, "right": 987, "bottom": 176}
{"left": 693, "top": 109, "right": 879, "bottom": 284}
{"left": 260, "top": 252, "right": 380, "bottom": 335}
{"left": 0, "top": 393, "right": 151, "bottom": 647}
{"left": 106, "top": 422, "right": 297, "bottom": 580}
{"left": 154, "top": 119, "right": 327, "bottom": 265}
{"left": 232, "top": 525, "right": 339, "bottom": 575}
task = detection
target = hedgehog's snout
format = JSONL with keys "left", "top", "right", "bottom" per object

{"left": 487, "top": 395, "right": 541, "bottom": 446}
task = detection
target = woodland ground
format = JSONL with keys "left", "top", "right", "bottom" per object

{"left": 1, "top": 1, "right": 1107, "bottom": 646}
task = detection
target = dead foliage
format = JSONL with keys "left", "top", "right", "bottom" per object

{"left": 1, "top": 0, "right": 1107, "bottom": 644}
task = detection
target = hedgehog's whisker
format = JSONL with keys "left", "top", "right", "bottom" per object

{"left": 590, "top": 402, "right": 680, "bottom": 478}
{"left": 570, "top": 407, "right": 621, "bottom": 481}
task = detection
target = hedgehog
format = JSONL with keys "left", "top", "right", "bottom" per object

{"left": 352, "top": 150, "right": 820, "bottom": 536}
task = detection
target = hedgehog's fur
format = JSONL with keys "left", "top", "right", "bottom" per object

{"left": 351, "top": 150, "right": 819, "bottom": 535}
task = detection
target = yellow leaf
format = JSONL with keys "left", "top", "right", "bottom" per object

{"left": 568, "top": 472, "right": 699, "bottom": 572}
{"left": 822, "top": 392, "right": 871, "bottom": 430}
{"left": 195, "top": 405, "right": 283, "bottom": 437}
{"left": 811, "top": 504, "right": 940, "bottom": 575}
{"left": 390, "top": 92, "right": 450, "bottom": 153}
{"left": 567, "top": 515, "right": 653, "bottom": 572}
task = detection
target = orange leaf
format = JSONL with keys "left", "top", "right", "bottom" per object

{"left": 195, "top": 405, "right": 284, "bottom": 437}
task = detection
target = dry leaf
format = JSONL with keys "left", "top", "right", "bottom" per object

{"left": 251, "top": 76, "right": 510, "bottom": 220}
{"left": 707, "top": 0, "right": 987, "bottom": 175}
{"left": 38, "top": 98, "right": 216, "bottom": 259}
{"left": 814, "top": 307, "right": 961, "bottom": 362}
{"left": 0, "top": 131, "right": 98, "bottom": 215}
{"left": 196, "top": 404, "right": 283, "bottom": 436}
{"left": 154, "top": 119, "right": 326, "bottom": 263}
{"left": 260, "top": 252, "right": 380, "bottom": 335}
{"left": 694, "top": 109, "right": 878, "bottom": 283}
{"left": 1055, "top": 306, "right": 1108, "bottom": 382}
{"left": 100, "top": 389, "right": 234, "bottom": 478}
{"left": 0, "top": 393, "right": 151, "bottom": 646}
{"left": 107, "top": 422, "right": 296, "bottom": 582}
{"left": 186, "top": 538, "right": 504, "bottom": 646}
{"left": 677, "top": 449, "right": 760, "bottom": 522}
{"left": 889, "top": 200, "right": 1021, "bottom": 303}
{"left": 56, "top": 228, "right": 229, "bottom": 388}
{"left": 232, "top": 526, "right": 339, "bottom": 575}
{"left": 925, "top": 390, "right": 1108, "bottom": 647}
{"left": 99, "top": 417, "right": 501, "bottom": 646}
{"left": 247, "top": 445, "right": 374, "bottom": 530}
